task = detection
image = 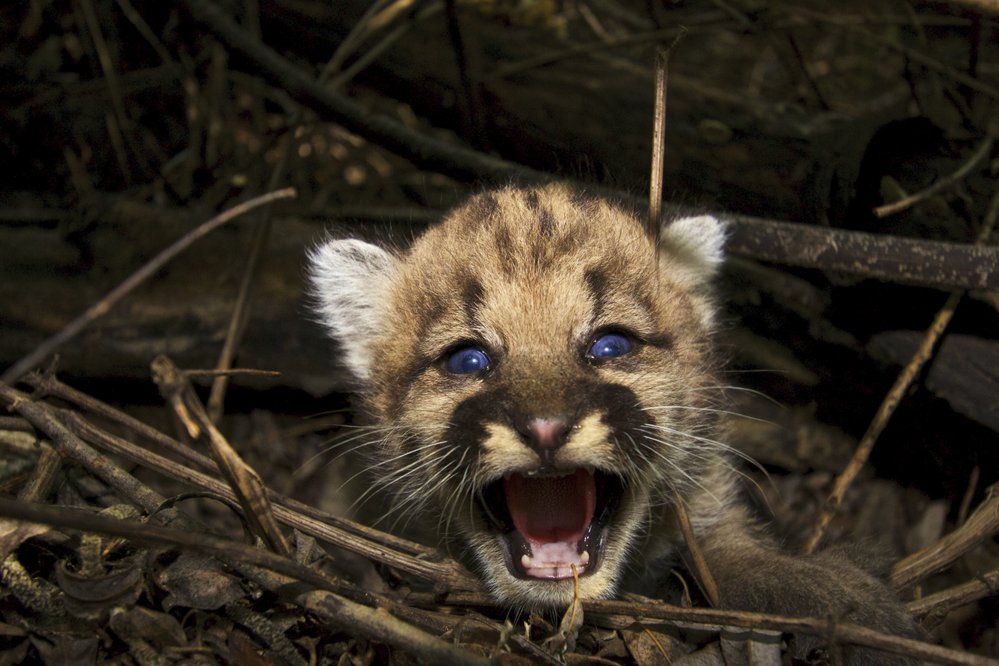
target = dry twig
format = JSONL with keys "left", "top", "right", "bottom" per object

{"left": 151, "top": 355, "right": 292, "bottom": 556}
{"left": 907, "top": 568, "right": 999, "bottom": 620}
{"left": 891, "top": 485, "right": 999, "bottom": 590}
{"left": 12, "top": 372, "right": 462, "bottom": 576}
{"left": 673, "top": 491, "right": 720, "bottom": 607}
{"left": 0, "top": 382, "right": 165, "bottom": 512}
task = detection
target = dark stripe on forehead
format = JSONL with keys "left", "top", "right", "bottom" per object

{"left": 585, "top": 267, "right": 608, "bottom": 316}
{"left": 461, "top": 192, "right": 499, "bottom": 229}
{"left": 524, "top": 190, "right": 556, "bottom": 239}
{"left": 524, "top": 190, "right": 541, "bottom": 211}
{"left": 461, "top": 276, "right": 485, "bottom": 321}
{"left": 414, "top": 291, "right": 446, "bottom": 341}
{"left": 553, "top": 227, "right": 582, "bottom": 256}
{"left": 493, "top": 225, "right": 516, "bottom": 275}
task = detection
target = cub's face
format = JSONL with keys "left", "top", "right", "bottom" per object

{"left": 310, "top": 184, "right": 725, "bottom": 607}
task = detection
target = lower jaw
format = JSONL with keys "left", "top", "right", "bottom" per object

{"left": 496, "top": 527, "right": 603, "bottom": 581}
{"left": 488, "top": 557, "right": 620, "bottom": 607}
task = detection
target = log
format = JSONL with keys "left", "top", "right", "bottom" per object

{"left": 869, "top": 332, "right": 999, "bottom": 433}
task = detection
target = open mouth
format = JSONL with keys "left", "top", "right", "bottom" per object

{"left": 478, "top": 468, "right": 623, "bottom": 580}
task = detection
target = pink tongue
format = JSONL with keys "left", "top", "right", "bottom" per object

{"left": 504, "top": 469, "right": 596, "bottom": 543}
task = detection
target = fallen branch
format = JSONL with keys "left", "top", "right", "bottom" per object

{"left": 724, "top": 214, "right": 999, "bottom": 290}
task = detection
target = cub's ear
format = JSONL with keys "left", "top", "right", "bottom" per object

{"left": 308, "top": 238, "right": 398, "bottom": 383}
{"left": 658, "top": 214, "right": 727, "bottom": 285}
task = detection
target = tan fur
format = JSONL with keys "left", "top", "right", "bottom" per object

{"left": 310, "top": 183, "right": 919, "bottom": 662}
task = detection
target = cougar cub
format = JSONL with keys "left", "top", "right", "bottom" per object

{"left": 309, "top": 183, "right": 918, "bottom": 662}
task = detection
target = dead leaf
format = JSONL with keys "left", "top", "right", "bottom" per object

{"left": 0, "top": 518, "right": 51, "bottom": 559}
{"left": 108, "top": 605, "right": 187, "bottom": 649}
{"left": 54, "top": 554, "right": 143, "bottom": 620}
{"left": 154, "top": 552, "right": 245, "bottom": 611}
{"left": 622, "top": 627, "right": 686, "bottom": 665}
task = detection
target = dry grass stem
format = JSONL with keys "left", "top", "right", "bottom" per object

{"left": 648, "top": 45, "right": 668, "bottom": 242}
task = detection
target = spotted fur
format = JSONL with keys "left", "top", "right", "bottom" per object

{"left": 310, "top": 183, "right": 918, "bottom": 663}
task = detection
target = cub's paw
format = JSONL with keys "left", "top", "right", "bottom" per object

{"left": 712, "top": 548, "right": 921, "bottom": 665}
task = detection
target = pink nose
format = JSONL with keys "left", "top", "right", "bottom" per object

{"left": 523, "top": 417, "right": 570, "bottom": 450}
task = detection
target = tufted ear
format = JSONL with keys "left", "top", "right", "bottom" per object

{"left": 308, "top": 238, "right": 398, "bottom": 383}
{"left": 658, "top": 214, "right": 727, "bottom": 285}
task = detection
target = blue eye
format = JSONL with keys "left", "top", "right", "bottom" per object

{"left": 445, "top": 346, "right": 491, "bottom": 374}
{"left": 588, "top": 332, "right": 633, "bottom": 359}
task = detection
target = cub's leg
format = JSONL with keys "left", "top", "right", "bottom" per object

{"left": 698, "top": 507, "right": 921, "bottom": 665}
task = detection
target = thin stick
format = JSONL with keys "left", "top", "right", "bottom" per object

{"left": 77, "top": 0, "right": 139, "bottom": 183}
{"left": 874, "top": 133, "right": 994, "bottom": 218}
{"left": 648, "top": 46, "right": 668, "bottom": 243}
{"left": 956, "top": 465, "right": 981, "bottom": 526}
{"left": 804, "top": 167, "right": 999, "bottom": 555}
{"left": 189, "top": 368, "right": 281, "bottom": 379}
{"left": 1, "top": 188, "right": 296, "bottom": 385}
{"left": 205, "top": 216, "right": 272, "bottom": 422}
{"left": 906, "top": 567, "right": 999, "bottom": 619}
{"left": 802, "top": 289, "right": 962, "bottom": 554}
{"left": 673, "top": 491, "right": 720, "bottom": 606}
{"left": 16, "top": 446, "right": 62, "bottom": 503}
{"left": 647, "top": 33, "right": 685, "bottom": 242}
